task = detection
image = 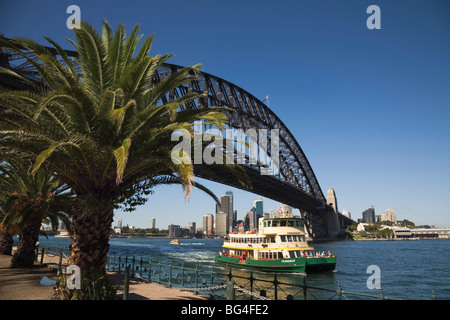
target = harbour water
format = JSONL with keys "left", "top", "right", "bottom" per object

{"left": 35, "top": 236, "right": 450, "bottom": 300}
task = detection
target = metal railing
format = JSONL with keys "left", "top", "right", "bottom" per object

{"left": 36, "top": 248, "right": 438, "bottom": 300}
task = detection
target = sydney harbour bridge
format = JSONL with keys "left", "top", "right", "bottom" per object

{"left": 0, "top": 36, "right": 354, "bottom": 239}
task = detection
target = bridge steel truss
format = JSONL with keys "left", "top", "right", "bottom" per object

{"left": 0, "top": 37, "right": 352, "bottom": 239}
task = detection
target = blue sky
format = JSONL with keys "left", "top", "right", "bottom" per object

{"left": 1, "top": 0, "right": 449, "bottom": 228}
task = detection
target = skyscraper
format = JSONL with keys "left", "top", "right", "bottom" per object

{"left": 362, "top": 206, "right": 376, "bottom": 223}
{"left": 202, "top": 214, "right": 214, "bottom": 236}
{"left": 215, "top": 211, "right": 228, "bottom": 236}
{"left": 248, "top": 207, "right": 257, "bottom": 232}
{"left": 216, "top": 192, "right": 233, "bottom": 235}
{"left": 253, "top": 198, "right": 263, "bottom": 216}
{"left": 225, "top": 191, "right": 234, "bottom": 232}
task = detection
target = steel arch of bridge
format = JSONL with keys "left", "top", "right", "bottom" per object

{"left": 0, "top": 38, "right": 350, "bottom": 238}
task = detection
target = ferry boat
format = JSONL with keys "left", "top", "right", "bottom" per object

{"left": 170, "top": 239, "right": 180, "bottom": 245}
{"left": 215, "top": 215, "right": 336, "bottom": 273}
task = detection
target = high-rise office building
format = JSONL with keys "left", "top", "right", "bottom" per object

{"left": 216, "top": 192, "right": 233, "bottom": 235}
{"left": 225, "top": 191, "right": 234, "bottom": 232}
{"left": 362, "top": 206, "right": 375, "bottom": 223}
{"left": 253, "top": 198, "right": 263, "bottom": 216}
{"left": 215, "top": 211, "right": 228, "bottom": 236}
{"left": 202, "top": 214, "right": 214, "bottom": 236}
{"left": 248, "top": 207, "right": 257, "bottom": 232}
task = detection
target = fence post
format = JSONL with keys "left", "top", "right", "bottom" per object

{"left": 58, "top": 250, "right": 63, "bottom": 275}
{"left": 432, "top": 290, "right": 436, "bottom": 300}
{"left": 227, "top": 281, "right": 235, "bottom": 300}
{"left": 303, "top": 276, "right": 307, "bottom": 300}
{"left": 157, "top": 260, "right": 162, "bottom": 284}
{"left": 336, "top": 280, "right": 342, "bottom": 300}
{"left": 378, "top": 288, "right": 385, "bottom": 300}
{"left": 139, "top": 257, "right": 143, "bottom": 277}
{"left": 249, "top": 271, "right": 254, "bottom": 301}
{"left": 194, "top": 264, "right": 199, "bottom": 295}
{"left": 40, "top": 248, "right": 45, "bottom": 266}
{"left": 168, "top": 260, "right": 173, "bottom": 288}
{"left": 35, "top": 244, "right": 39, "bottom": 262}
{"left": 273, "top": 273, "right": 279, "bottom": 300}
{"left": 181, "top": 263, "right": 185, "bottom": 288}
{"left": 123, "top": 267, "right": 130, "bottom": 300}
{"left": 148, "top": 259, "right": 152, "bottom": 283}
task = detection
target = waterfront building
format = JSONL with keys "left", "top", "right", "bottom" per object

{"left": 392, "top": 227, "right": 412, "bottom": 239}
{"left": 150, "top": 218, "right": 156, "bottom": 229}
{"left": 357, "top": 223, "right": 369, "bottom": 232}
{"left": 168, "top": 224, "right": 182, "bottom": 237}
{"left": 362, "top": 206, "right": 376, "bottom": 223}
{"left": 188, "top": 222, "right": 196, "bottom": 236}
{"left": 202, "top": 214, "right": 214, "bottom": 236}
{"left": 117, "top": 219, "right": 122, "bottom": 228}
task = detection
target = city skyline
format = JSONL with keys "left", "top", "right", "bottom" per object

{"left": 1, "top": 1, "right": 449, "bottom": 228}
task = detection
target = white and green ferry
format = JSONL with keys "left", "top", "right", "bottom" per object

{"left": 215, "top": 215, "right": 336, "bottom": 273}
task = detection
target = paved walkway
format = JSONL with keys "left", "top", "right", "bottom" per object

{"left": 0, "top": 254, "right": 208, "bottom": 300}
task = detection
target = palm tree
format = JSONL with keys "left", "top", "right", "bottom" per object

{"left": 0, "top": 162, "right": 72, "bottom": 267}
{"left": 0, "top": 20, "right": 246, "bottom": 287}
{"left": 0, "top": 209, "right": 19, "bottom": 255}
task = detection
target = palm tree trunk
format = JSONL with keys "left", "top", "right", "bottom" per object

{"left": 10, "top": 216, "right": 41, "bottom": 267}
{"left": 0, "top": 228, "right": 14, "bottom": 255}
{"left": 68, "top": 199, "right": 114, "bottom": 277}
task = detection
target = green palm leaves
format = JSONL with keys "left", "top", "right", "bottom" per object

{"left": 0, "top": 20, "right": 228, "bottom": 201}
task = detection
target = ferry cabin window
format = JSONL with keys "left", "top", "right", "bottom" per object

{"left": 289, "top": 251, "right": 302, "bottom": 258}
{"left": 280, "top": 220, "right": 287, "bottom": 227}
{"left": 280, "top": 235, "right": 305, "bottom": 242}
{"left": 259, "top": 251, "right": 282, "bottom": 259}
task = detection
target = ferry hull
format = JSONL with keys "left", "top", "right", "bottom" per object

{"left": 305, "top": 256, "right": 336, "bottom": 272}
{"left": 215, "top": 255, "right": 306, "bottom": 273}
